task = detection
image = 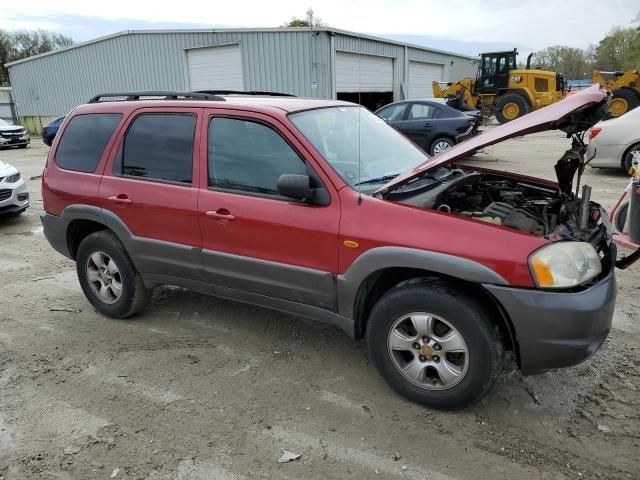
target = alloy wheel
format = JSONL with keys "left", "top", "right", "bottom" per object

{"left": 433, "top": 141, "right": 453, "bottom": 155}
{"left": 85, "top": 251, "right": 123, "bottom": 304}
{"left": 387, "top": 312, "right": 469, "bottom": 390}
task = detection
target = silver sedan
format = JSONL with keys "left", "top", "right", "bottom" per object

{"left": 587, "top": 106, "right": 640, "bottom": 172}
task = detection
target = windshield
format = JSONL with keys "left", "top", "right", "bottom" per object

{"left": 289, "top": 106, "right": 428, "bottom": 188}
{"left": 0, "top": 119, "right": 11, "bottom": 126}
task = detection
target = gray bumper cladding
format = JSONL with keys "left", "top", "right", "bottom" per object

{"left": 40, "top": 213, "right": 72, "bottom": 259}
{"left": 484, "top": 271, "right": 616, "bottom": 375}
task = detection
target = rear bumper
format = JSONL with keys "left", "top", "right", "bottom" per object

{"left": 40, "top": 212, "right": 72, "bottom": 258}
{"left": 484, "top": 271, "right": 616, "bottom": 375}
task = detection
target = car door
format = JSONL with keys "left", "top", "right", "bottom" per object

{"left": 196, "top": 109, "right": 340, "bottom": 309}
{"left": 395, "top": 102, "right": 438, "bottom": 150}
{"left": 376, "top": 103, "right": 409, "bottom": 132}
{"left": 99, "top": 107, "right": 204, "bottom": 280}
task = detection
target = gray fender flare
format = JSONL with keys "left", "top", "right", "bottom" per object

{"left": 336, "top": 246, "right": 508, "bottom": 319}
{"left": 61, "top": 205, "right": 134, "bottom": 245}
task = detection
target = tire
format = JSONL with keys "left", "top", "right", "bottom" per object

{"left": 429, "top": 137, "right": 455, "bottom": 156}
{"left": 495, "top": 93, "right": 530, "bottom": 124}
{"left": 622, "top": 143, "right": 640, "bottom": 173}
{"left": 76, "top": 230, "right": 151, "bottom": 319}
{"left": 613, "top": 201, "right": 629, "bottom": 233}
{"left": 366, "top": 280, "right": 503, "bottom": 411}
{"left": 606, "top": 88, "right": 640, "bottom": 119}
{"left": 18, "top": 144, "right": 28, "bottom": 149}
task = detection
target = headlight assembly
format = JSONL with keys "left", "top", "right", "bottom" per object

{"left": 4, "top": 172, "right": 21, "bottom": 183}
{"left": 530, "top": 242, "right": 602, "bottom": 289}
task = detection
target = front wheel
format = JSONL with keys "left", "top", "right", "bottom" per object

{"left": 366, "top": 281, "right": 503, "bottom": 410}
{"left": 495, "top": 94, "right": 530, "bottom": 124}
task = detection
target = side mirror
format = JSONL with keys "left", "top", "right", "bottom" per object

{"left": 277, "top": 174, "right": 315, "bottom": 202}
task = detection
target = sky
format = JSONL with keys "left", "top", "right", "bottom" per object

{"left": 1, "top": 0, "right": 638, "bottom": 57}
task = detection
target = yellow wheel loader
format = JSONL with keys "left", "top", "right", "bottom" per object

{"left": 592, "top": 69, "right": 640, "bottom": 118}
{"left": 433, "top": 49, "right": 567, "bottom": 123}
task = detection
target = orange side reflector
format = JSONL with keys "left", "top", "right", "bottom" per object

{"left": 343, "top": 240, "right": 360, "bottom": 249}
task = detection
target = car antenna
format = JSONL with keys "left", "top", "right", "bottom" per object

{"left": 357, "top": 34, "right": 363, "bottom": 206}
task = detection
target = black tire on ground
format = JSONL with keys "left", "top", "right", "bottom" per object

{"left": 606, "top": 87, "right": 640, "bottom": 119}
{"left": 366, "top": 280, "right": 503, "bottom": 411}
{"left": 622, "top": 143, "right": 640, "bottom": 172}
{"left": 18, "top": 144, "right": 28, "bottom": 149}
{"left": 76, "top": 230, "right": 151, "bottom": 319}
{"left": 429, "top": 137, "right": 455, "bottom": 156}
{"left": 495, "top": 93, "right": 530, "bottom": 124}
{"left": 613, "top": 201, "right": 629, "bottom": 234}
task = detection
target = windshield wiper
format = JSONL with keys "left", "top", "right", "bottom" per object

{"left": 354, "top": 173, "right": 399, "bottom": 186}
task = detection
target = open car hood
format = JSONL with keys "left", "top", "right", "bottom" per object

{"left": 375, "top": 85, "right": 608, "bottom": 196}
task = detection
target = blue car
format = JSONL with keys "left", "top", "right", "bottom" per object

{"left": 42, "top": 116, "right": 65, "bottom": 146}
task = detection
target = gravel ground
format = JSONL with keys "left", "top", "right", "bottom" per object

{"left": 0, "top": 136, "right": 638, "bottom": 480}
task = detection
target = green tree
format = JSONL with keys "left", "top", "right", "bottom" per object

{"left": 0, "top": 29, "right": 73, "bottom": 86}
{"left": 595, "top": 27, "right": 637, "bottom": 71}
{"left": 531, "top": 45, "right": 592, "bottom": 79}
{"left": 283, "top": 8, "right": 325, "bottom": 28}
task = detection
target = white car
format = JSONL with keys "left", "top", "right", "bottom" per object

{"left": 0, "top": 160, "right": 29, "bottom": 216}
{"left": 587, "top": 106, "right": 640, "bottom": 171}
{"left": 0, "top": 119, "right": 30, "bottom": 149}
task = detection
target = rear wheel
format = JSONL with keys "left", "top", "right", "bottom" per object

{"left": 429, "top": 137, "right": 455, "bottom": 156}
{"left": 607, "top": 88, "right": 640, "bottom": 119}
{"left": 76, "top": 231, "right": 151, "bottom": 318}
{"left": 366, "top": 281, "right": 503, "bottom": 410}
{"left": 495, "top": 94, "right": 530, "bottom": 124}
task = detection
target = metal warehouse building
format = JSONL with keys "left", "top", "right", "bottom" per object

{"left": 6, "top": 27, "right": 477, "bottom": 133}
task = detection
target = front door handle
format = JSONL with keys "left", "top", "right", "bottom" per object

{"left": 108, "top": 194, "right": 132, "bottom": 205}
{"left": 206, "top": 209, "right": 236, "bottom": 221}
{"left": 423, "top": 123, "right": 433, "bottom": 128}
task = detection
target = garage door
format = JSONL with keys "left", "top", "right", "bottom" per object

{"left": 336, "top": 52, "right": 393, "bottom": 92}
{"left": 186, "top": 44, "right": 243, "bottom": 91}
{"left": 408, "top": 61, "right": 444, "bottom": 99}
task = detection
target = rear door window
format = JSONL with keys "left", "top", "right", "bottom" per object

{"left": 56, "top": 113, "right": 122, "bottom": 173}
{"left": 408, "top": 104, "right": 434, "bottom": 120}
{"left": 120, "top": 114, "right": 196, "bottom": 184}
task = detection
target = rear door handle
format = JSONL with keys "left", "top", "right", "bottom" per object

{"left": 423, "top": 123, "right": 433, "bottom": 128}
{"left": 108, "top": 194, "right": 132, "bottom": 205}
{"left": 206, "top": 209, "right": 236, "bottom": 221}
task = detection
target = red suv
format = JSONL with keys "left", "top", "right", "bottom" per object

{"left": 41, "top": 88, "right": 617, "bottom": 410}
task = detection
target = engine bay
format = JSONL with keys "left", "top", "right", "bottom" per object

{"left": 387, "top": 142, "right": 611, "bottom": 253}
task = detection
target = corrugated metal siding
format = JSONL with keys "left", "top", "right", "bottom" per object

{"left": 8, "top": 30, "right": 332, "bottom": 116}
{"left": 8, "top": 29, "right": 473, "bottom": 116}
{"left": 409, "top": 47, "right": 477, "bottom": 83}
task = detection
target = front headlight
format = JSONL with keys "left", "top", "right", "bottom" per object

{"left": 529, "top": 242, "right": 602, "bottom": 289}
{"left": 4, "top": 172, "right": 20, "bottom": 183}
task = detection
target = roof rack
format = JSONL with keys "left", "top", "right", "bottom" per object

{"left": 87, "top": 91, "right": 226, "bottom": 103}
{"left": 194, "top": 90, "right": 295, "bottom": 97}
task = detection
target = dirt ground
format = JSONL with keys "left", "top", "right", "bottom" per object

{"left": 0, "top": 134, "right": 638, "bottom": 480}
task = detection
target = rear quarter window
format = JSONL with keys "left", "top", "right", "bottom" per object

{"left": 55, "top": 113, "right": 122, "bottom": 173}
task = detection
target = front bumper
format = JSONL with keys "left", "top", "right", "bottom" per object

{"left": 0, "top": 178, "right": 29, "bottom": 215}
{"left": 484, "top": 271, "right": 616, "bottom": 375}
{"left": 0, "top": 133, "right": 30, "bottom": 147}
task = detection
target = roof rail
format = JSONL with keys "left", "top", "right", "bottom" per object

{"left": 194, "top": 90, "right": 295, "bottom": 97}
{"left": 87, "top": 91, "right": 226, "bottom": 103}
